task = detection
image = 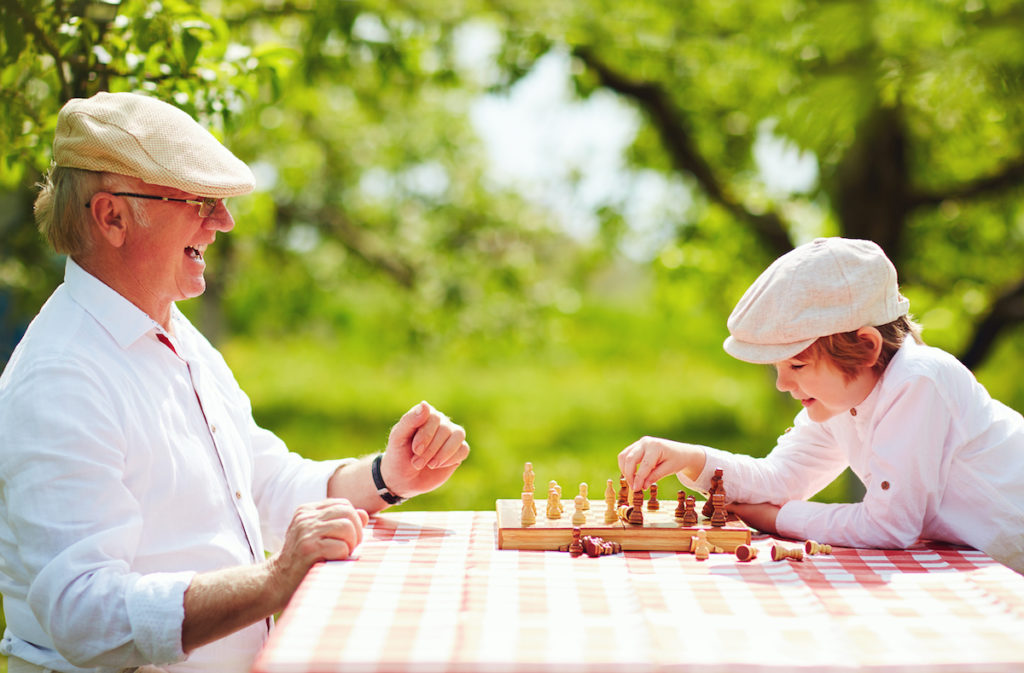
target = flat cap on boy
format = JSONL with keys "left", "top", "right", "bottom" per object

{"left": 53, "top": 91, "right": 255, "bottom": 198}
{"left": 724, "top": 237, "right": 910, "bottom": 364}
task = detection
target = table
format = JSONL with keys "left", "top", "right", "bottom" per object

{"left": 252, "top": 510, "right": 1024, "bottom": 673}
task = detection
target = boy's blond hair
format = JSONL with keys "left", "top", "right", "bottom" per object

{"left": 799, "top": 316, "right": 924, "bottom": 382}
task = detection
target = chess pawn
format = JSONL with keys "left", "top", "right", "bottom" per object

{"left": 618, "top": 477, "right": 629, "bottom": 506}
{"left": 674, "top": 490, "right": 686, "bottom": 520}
{"left": 523, "top": 462, "right": 535, "bottom": 493}
{"left": 692, "top": 530, "right": 710, "bottom": 560}
{"left": 709, "top": 492, "right": 727, "bottom": 527}
{"left": 578, "top": 482, "right": 590, "bottom": 510}
{"left": 546, "top": 488, "right": 562, "bottom": 519}
{"left": 805, "top": 540, "right": 833, "bottom": 555}
{"left": 681, "top": 495, "right": 698, "bottom": 526}
{"left": 771, "top": 545, "right": 804, "bottom": 562}
{"left": 569, "top": 528, "right": 584, "bottom": 557}
{"left": 735, "top": 544, "right": 759, "bottom": 562}
{"left": 572, "top": 494, "right": 587, "bottom": 526}
{"left": 628, "top": 490, "right": 644, "bottom": 525}
{"left": 647, "top": 484, "right": 659, "bottom": 511}
{"left": 604, "top": 479, "right": 618, "bottom": 523}
{"left": 521, "top": 492, "right": 536, "bottom": 526}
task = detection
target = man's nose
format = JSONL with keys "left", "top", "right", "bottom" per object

{"left": 204, "top": 202, "right": 235, "bottom": 232}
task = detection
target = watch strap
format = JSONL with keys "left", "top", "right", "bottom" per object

{"left": 371, "top": 453, "right": 406, "bottom": 505}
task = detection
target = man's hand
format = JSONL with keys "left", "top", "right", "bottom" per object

{"left": 380, "top": 401, "right": 469, "bottom": 499}
{"left": 183, "top": 498, "right": 368, "bottom": 652}
{"left": 268, "top": 499, "right": 369, "bottom": 602}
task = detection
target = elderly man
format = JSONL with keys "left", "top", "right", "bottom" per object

{"left": 0, "top": 92, "right": 470, "bottom": 673}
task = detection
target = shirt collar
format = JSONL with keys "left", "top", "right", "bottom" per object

{"left": 64, "top": 257, "right": 170, "bottom": 349}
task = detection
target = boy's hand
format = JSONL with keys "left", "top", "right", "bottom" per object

{"left": 728, "top": 502, "right": 781, "bottom": 535}
{"left": 618, "top": 436, "right": 705, "bottom": 492}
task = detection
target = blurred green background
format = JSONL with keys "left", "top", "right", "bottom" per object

{"left": 4, "top": 0, "right": 1024, "bottom": 665}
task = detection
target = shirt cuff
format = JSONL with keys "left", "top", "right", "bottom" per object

{"left": 677, "top": 446, "right": 729, "bottom": 494}
{"left": 125, "top": 570, "right": 195, "bottom": 665}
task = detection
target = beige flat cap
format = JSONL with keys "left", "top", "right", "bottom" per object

{"left": 724, "top": 237, "right": 910, "bottom": 364}
{"left": 53, "top": 91, "right": 255, "bottom": 198}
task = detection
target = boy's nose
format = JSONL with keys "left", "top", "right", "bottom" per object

{"left": 775, "top": 368, "right": 792, "bottom": 393}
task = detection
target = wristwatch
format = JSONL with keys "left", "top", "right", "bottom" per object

{"left": 371, "top": 453, "right": 406, "bottom": 505}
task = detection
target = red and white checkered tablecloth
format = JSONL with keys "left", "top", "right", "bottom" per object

{"left": 252, "top": 511, "right": 1024, "bottom": 673}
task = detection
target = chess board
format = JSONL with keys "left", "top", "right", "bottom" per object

{"left": 495, "top": 498, "right": 752, "bottom": 552}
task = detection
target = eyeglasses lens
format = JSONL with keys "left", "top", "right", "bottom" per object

{"left": 198, "top": 199, "right": 218, "bottom": 218}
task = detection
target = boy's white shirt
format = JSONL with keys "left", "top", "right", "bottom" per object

{"left": 681, "top": 339, "right": 1024, "bottom": 574}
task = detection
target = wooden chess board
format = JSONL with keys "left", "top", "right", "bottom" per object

{"left": 495, "top": 499, "right": 752, "bottom": 552}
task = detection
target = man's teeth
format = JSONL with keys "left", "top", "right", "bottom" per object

{"left": 186, "top": 246, "right": 203, "bottom": 260}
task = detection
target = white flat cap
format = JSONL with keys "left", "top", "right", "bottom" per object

{"left": 53, "top": 91, "right": 255, "bottom": 198}
{"left": 724, "top": 237, "right": 910, "bottom": 364}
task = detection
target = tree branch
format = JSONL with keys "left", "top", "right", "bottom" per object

{"left": 5, "top": 0, "right": 72, "bottom": 101}
{"left": 958, "top": 276, "right": 1024, "bottom": 371}
{"left": 277, "top": 204, "right": 417, "bottom": 289}
{"left": 908, "top": 156, "right": 1024, "bottom": 209}
{"left": 572, "top": 45, "right": 794, "bottom": 257}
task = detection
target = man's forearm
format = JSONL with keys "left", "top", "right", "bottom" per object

{"left": 181, "top": 559, "right": 286, "bottom": 653}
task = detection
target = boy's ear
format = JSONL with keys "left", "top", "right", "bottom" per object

{"left": 857, "top": 326, "right": 883, "bottom": 367}
{"left": 87, "top": 192, "right": 128, "bottom": 248}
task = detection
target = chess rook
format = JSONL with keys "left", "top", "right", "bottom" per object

{"left": 628, "top": 490, "right": 645, "bottom": 525}
{"left": 709, "top": 492, "right": 727, "bottom": 527}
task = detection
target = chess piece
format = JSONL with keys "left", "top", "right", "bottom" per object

{"left": 521, "top": 492, "right": 536, "bottom": 526}
{"left": 572, "top": 494, "right": 587, "bottom": 525}
{"left": 674, "top": 490, "right": 686, "bottom": 520}
{"left": 548, "top": 481, "right": 563, "bottom": 514}
{"left": 569, "top": 528, "right": 584, "bottom": 557}
{"left": 702, "top": 467, "right": 725, "bottom": 518}
{"left": 709, "top": 492, "right": 727, "bottom": 527}
{"left": 628, "top": 490, "right": 644, "bottom": 525}
{"left": 578, "top": 482, "right": 590, "bottom": 510}
{"left": 618, "top": 477, "right": 629, "bottom": 506}
{"left": 693, "top": 530, "right": 710, "bottom": 560}
{"left": 647, "top": 484, "right": 659, "bottom": 511}
{"left": 681, "top": 495, "right": 698, "bottom": 526}
{"left": 546, "top": 488, "right": 562, "bottom": 519}
{"left": 604, "top": 479, "right": 618, "bottom": 523}
{"left": 805, "top": 540, "right": 833, "bottom": 555}
{"left": 771, "top": 545, "right": 804, "bottom": 562}
{"left": 735, "top": 544, "right": 758, "bottom": 562}
{"left": 523, "top": 462, "right": 535, "bottom": 493}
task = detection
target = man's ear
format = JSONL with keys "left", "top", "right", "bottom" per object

{"left": 857, "top": 326, "right": 884, "bottom": 368}
{"left": 87, "top": 192, "right": 127, "bottom": 247}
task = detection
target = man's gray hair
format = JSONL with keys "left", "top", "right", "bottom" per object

{"left": 35, "top": 167, "right": 149, "bottom": 257}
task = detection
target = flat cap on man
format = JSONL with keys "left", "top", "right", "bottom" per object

{"left": 53, "top": 91, "right": 255, "bottom": 198}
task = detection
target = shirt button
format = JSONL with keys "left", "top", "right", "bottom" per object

{"left": 880, "top": 481, "right": 890, "bottom": 490}
{"left": 235, "top": 491, "right": 242, "bottom": 499}
{"left": 211, "top": 424, "right": 217, "bottom": 433}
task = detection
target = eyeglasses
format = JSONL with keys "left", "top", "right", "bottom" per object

{"left": 84, "top": 192, "right": 220, "bottom": 218}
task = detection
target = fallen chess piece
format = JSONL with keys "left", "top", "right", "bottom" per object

{"left": 771, "top": 545, "right": 804, "bottom": 562}
{"left": 583, "top": 535, "right": 622, "bottom": 557}
{"left": 735, "top": 544, "right": 759, "bottom": 562}
{"left": 804, "top": 540, "right": 832, "bottom": 555}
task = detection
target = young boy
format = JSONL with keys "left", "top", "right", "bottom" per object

{"left": 619, "top": 237, "right": 1024, "bottom": 573}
